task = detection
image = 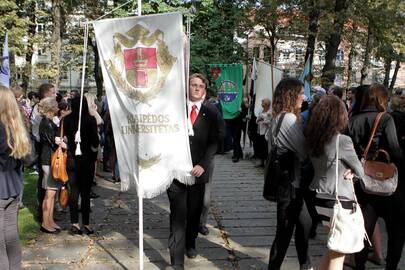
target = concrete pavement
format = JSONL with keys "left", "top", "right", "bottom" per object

{"left": 22, "top": 150, "right": 404, "bottom": 269}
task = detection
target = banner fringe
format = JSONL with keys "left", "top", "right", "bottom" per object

{"left": 120, "top": 171, "right": 195, "bottom": 199}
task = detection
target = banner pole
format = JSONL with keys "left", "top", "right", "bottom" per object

{"left": 138, "top": 186, "right": 143, "bottom": 270}
{"left": 136, "top": 3, "right": 143, "bottom": 269}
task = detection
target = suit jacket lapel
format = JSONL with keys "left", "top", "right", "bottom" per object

{"left": 194, "top": 104, "right": 207, "bottom": 127}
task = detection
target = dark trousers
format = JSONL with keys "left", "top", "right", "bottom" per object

{"left": 167, "top": 180, "right": 205, "bottom": 267}
{"left": 256, "top": 134, "right": 268, "bottom": 161}
{"left": 225, "top": 117, "right": 243, "bottom": 159}
{"left": 68, "top": 154, "right": 95, "bottom": 225}
{"left": 35, "top": 141, "right": 45, "bottom": 222}
{"left": 268, "top": 188, "right": 311, "bottom": 270}
{"left": 200, "top": 162, "right": 215, "bottom": 226}
{"left": 354, "top": 188, "right": 405, "bottom": 270}
{"left": 0, "top": 198, "right": 21, "bottom": 270}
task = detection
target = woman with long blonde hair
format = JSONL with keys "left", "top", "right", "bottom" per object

{"left": 0, "top": 86, "right": 31, "bottom": 269}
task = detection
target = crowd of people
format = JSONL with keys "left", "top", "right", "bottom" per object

{"left": 252, "top": 80, "right": 405, "bottom": 270}
{"left": 0, "top": 83, "right": 121, "bottom": 269}
{"left": 0, "top": 74, "right": 405, "bottom": 270}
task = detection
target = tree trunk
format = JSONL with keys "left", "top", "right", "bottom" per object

{"left": 89, "top": 37, "right": 103, "bottom": 99}
{"left": 346, "top": 45, "right": 354, "bottom": 87}
{"left": 23, "top": 0, "right": 37, "bottom": 90}
{"left": 383, "top": 56, "right": 392, "bottom": 87}
{"left": 389, "top": 59, "right": 401, "bottom": 92}
{"left": 320, "top": 0, "right": 349, "bottom": 89}
{"left": 270, "top": 34, "right": 276, "bottom": 65}
{"left": 304, "top": 0, "right": 320, "bottom": 68}
{"left": 360, "top": 21, "right": 372, "bottom": 85}
{"left": 51, "top": 0, "right": 62, "bottom": 88}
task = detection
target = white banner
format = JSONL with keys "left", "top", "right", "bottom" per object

{"left": 93, "top": 13, "right": 193, "bottom": 198}
{"left": 254, "top": 61, "right": 283, "bottom": 117}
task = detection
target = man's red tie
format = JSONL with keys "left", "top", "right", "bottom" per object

{"left": 190, "top": 105, "right": 197, "bottom": 125}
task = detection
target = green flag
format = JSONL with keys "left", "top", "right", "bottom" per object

{"left": 209, "top": 64, "right": 243, "bottom": 119}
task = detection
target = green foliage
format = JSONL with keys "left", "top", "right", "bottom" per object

{"left": 2, "top": 0, "right": 405, "bottom": 89}
{"left": 189, "top": 1, "right": 245, "bottom": 75}
{"left": 18, "top": 169, "right": 40, "bottom": 246}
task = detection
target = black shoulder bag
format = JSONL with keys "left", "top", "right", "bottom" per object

{"left": 263, "top": 113, "right": 288, "bottom": 201}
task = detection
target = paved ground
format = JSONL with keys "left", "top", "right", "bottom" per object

{"left": 22, "top": 150, "right": 405, "bottom": 269}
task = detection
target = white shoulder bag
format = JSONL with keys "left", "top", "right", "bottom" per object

{"left": 327, "top": 134, "right": 370, "bottom": 254}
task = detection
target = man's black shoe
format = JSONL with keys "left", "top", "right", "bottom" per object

{"left": 90, "top": 192, "right": 100, "bottom": 199}
{"left": 232, "top": 157, "right": 239, "bottom": 163}
{"left": 199, "top": 225, "right": 209, "bottom": 236}
{"left": 186, "top": 248, "right": 197, "bottom": 259}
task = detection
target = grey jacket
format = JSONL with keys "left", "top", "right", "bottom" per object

{"left": 309, "top": 134, "right": 364, "bottom": 201}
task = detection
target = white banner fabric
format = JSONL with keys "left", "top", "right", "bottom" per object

{"left": 254, "top": 61, "right": 283, "bottom": 117}
{"left": 93, "top": 13, "right": 194, "bottom": 198}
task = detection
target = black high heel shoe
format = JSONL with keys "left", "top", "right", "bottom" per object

{"left": 70, "top": 226, "right": 82, "bottom": 235}
{"left": 40, "top": 226, "right": 60, "bottom": 234}
{"left": 83, "top": 226, "right": 94, "bottom": 235}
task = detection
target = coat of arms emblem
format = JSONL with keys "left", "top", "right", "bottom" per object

{"left": 106, "top": 24, "right": 177, "bottom": 103}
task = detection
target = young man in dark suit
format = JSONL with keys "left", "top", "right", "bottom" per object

{"left": 167, "top": 73, "right": 220, "bottom": 270}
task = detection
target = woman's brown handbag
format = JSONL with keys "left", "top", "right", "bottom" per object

{"left": 361, "top": 112, "right": 398, "bottom": 196}
{"left": 51, "top": 120, "right": 69, "bottom": 183}
{"left": 59, "top": 184, "right": 69, "bottom": 209}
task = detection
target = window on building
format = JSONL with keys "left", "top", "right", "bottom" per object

{"left": 295, "top": 48, "right": 304, "bottom": 61}
{"left": 263, "top": 47, "right": 271, "bottom": 61}
{"left": 336, "top": 50, "right": 344, "bottom": 61}
{"left": 37, "top": 23, "right": 45, "bottom": 33}
{"left": 281, "top": 50, "right": 290, "bottom": 61}
{"left": 16, "top": 68, "right": 23, "bottom": 80}
{"left": 38, "top": 48, "right": 44, "bottom": 56}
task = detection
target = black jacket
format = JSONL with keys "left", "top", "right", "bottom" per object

{"left": 348, "top": 108, "right": 404, "bottom": 170}
{"left": 39, "top": 118, "right": 58, "bottom": 165}
{"left": 190, "top": 103, "right": 221, "bottom": 184}
{"left": 0, "top": 122, "right": 23, "bottom": 199}
{"left": 64, "top": 114, "right": 99, "bottom": 159}
{"left": 390, "top": 110, "right": 405, "bottom": 154}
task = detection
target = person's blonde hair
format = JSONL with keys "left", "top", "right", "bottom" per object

{"left": 38, "top": 97, "right": 58, "bottom": 119}
{"left": 0, "top": 87, "right": 31, "bottom": 159}
{"left": 84, "top": 93, "right": 97, "bottom": 112}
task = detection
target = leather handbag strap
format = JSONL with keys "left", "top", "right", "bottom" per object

{"left": 270, "top": 112, "right": 286, "bottom": 149}
{"left": 335, "top": 134, "right": 340, "bottom": 201}
{"left": 59, "top": 118, "right": 64, "bottom": 138}
{"left": 275, "top": 112, "right": 286, "bottom": 138}
{"left": 363, "top": 112, "right": 384, "bottom": 160}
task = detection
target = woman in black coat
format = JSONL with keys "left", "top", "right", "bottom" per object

{"left": 347, "top": 84, "right": 405, "bottom": 270}
{"left": 64, "top": 96, "right": 99, "bottom": 235}
{"left": 38, "top": 97, "right": 64, "bottom": 234}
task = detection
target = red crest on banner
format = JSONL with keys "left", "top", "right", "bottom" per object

{"left": 211, "top": 67, "right": 221, "bottom": 81}
{"left": 124, "top": 47, "right": 157, "bottom": 88}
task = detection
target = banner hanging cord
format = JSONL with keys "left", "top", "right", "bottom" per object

{"left": 94, "top": 0, "right": 135, "bottom": 22}
{"left": 75, "top": 22, "right": 89, "bottom": 156}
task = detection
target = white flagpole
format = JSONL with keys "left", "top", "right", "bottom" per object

{"left": 136, "top": 2, "right": 144, "bottom": 269}
{"left": 75, "top": 22, "right": 89, "bottom": 156}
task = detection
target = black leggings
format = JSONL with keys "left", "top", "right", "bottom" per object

{"left": 355, "top": 187, "right": 405, "bottom": 270}
{"left": 268, "top": 188, "right": 312, "bottom": 270}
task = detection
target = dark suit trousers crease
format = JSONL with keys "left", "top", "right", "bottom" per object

{"left": 268, "top": 189, "right": 311, "bottom": 270}
{"left": 68, "top": 154, "right": 95, "bottom": 225}
{"left": 167, "top": 180, "right": 205, "bottom": 266}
